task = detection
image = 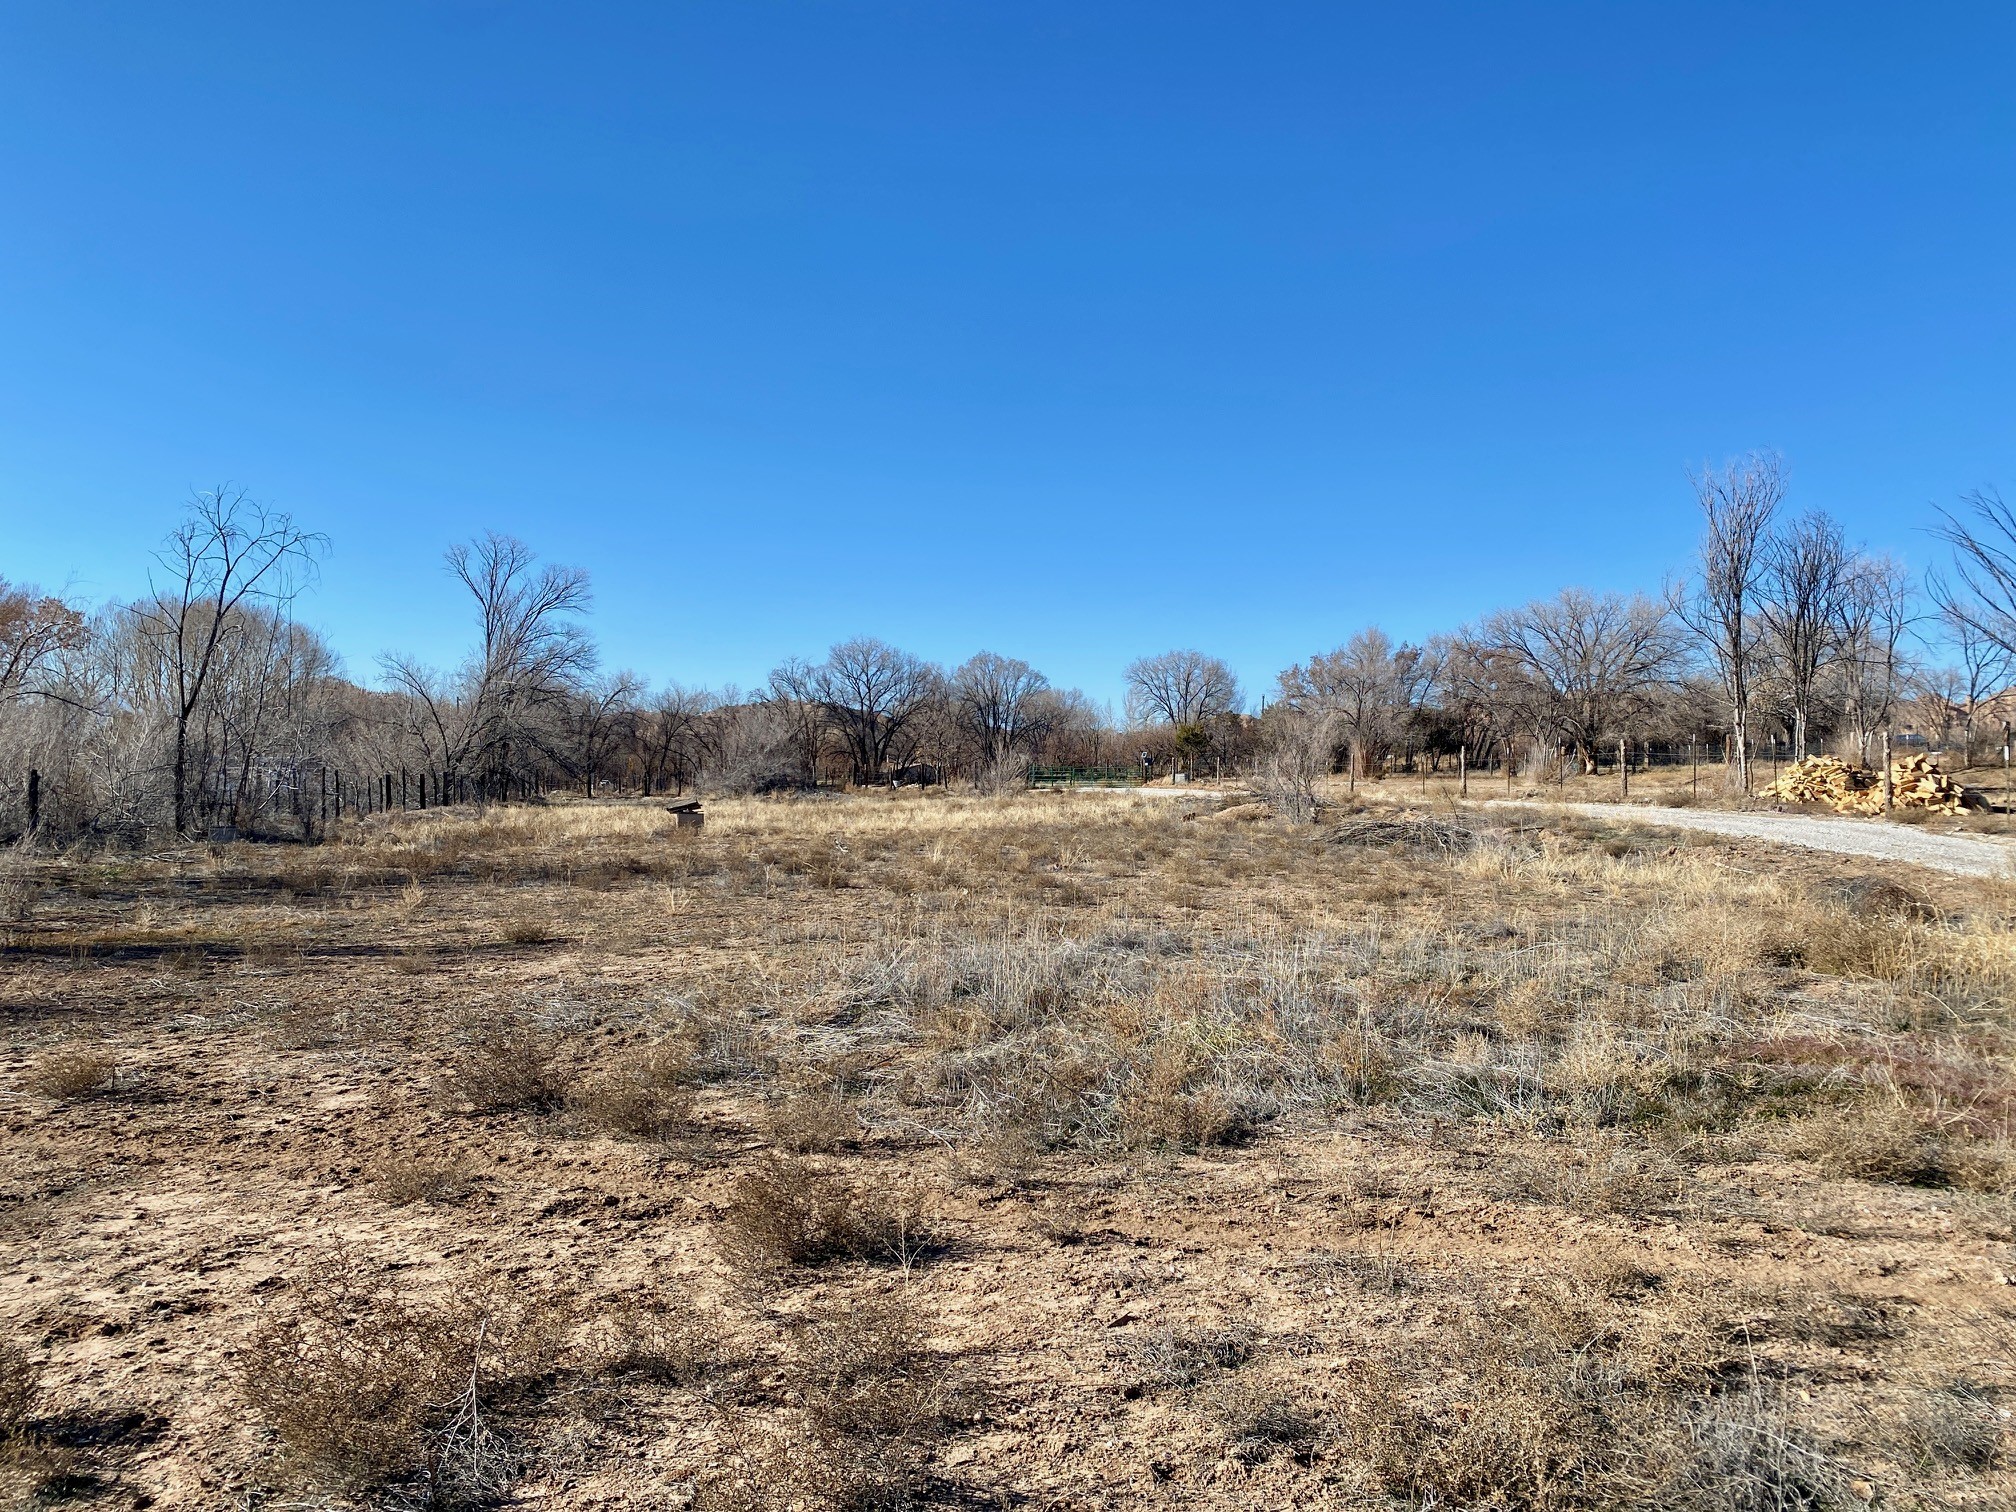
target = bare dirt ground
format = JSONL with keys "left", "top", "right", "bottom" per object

{"left": 3, "top": 793, "right": 2015, "bottom": 1510}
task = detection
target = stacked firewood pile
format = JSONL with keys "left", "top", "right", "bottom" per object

{"left": 1760, "top": 753, "right": 1983, "bottom": 815}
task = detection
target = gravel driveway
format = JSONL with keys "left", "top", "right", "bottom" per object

{"left": 1503, "top": 800, "right": 2016, "bottom": 879}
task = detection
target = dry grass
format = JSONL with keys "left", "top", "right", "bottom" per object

{"left": 0, "top": 1341, "right": 39, "bottom": 1440}
{"left": 24, "top": 1046, "right": 119, "bottom": 1098}
{"left": 365, "top": 1152, "right": 479, "bottom": 1206}
{"left": 8, "top": 790, "right": 2016, "bottom": 1504}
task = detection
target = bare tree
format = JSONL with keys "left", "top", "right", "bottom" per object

{"left": 1482, "top": 590, "right": 1678, "bottom": 773}
{"left": 1276, "top": 630, "right": 1433, "bottom": 779}
{"left": 131, "top": 487, "right": 325, "bottom": 834}
{"left": 1758, "top": 511, "right": 1853, "bottom": 758}
{"left": 1927, "top": 591, "right": 2014, "bottom": 763}
{"left": 1675, "top": 452, "right": 1784, "bottom": 790}
{"left": 0, "top": 579, "right": 86, "bottom": 705}
{"left": 1933, "top": 488, "right": 2016, "bottom": 659}
{"left": 951, "top": 652, "right": 1051, "bottom": 779}
{"left": 809, "top": 638, "right": 943, "bottom": 785}
{"left": 383, "top": 533, "right": 594, "bottom": 795}
{"left": 638, "top": 683, "right": 717, "bottom": 795}
{"left": 1834, "top": 553, "right": 1916, "bottom": 764}
{"left": 564, "top": 671, "right": 645, "bottom": 795}
{"left": 1123, "top": 650, "right": 1241, "bottom": 731}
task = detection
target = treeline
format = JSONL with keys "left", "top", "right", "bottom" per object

{"left": 7, "top": 454, "right": 2016, "bottom": 841}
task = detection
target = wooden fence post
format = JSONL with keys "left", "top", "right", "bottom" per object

{"left": 1882, "top": 730, "right": 1894, "bottom": 812}
{"left": 1619, "top": 736, "right": 1628, "bottom": 799}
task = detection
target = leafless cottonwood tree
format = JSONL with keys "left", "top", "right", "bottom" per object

{"left": 1834, "top": 553, "right": 1916, "bottom": 764}
{"left": 131, "top": 488, "right": 326, "bottom": 834}
{"left": 1758, "top": 511, "right": 1854, "bottom": 759}
{"left": 1675, "top": 452, "right": 1784, "bottom": 790}
{"left": 0, "top": 579, "right": 87, "bottom": 705}
{"left": 638, "top": 684, "right": 717, "bottom": 794}
{"left": 1481, "top": 590, "right": 1678, "bottom": 773}
{"left": 563, "top": 671, "right": 645, "bottom": 794}
{"left": 383, "top": 533, "right": 594, "bottom": 793}
{"left": 1124, "top": 650, "right": 1241, "bottom": 729}
{"left": 951, "top": 651, "right": 1051, "bottom": 782}
{"left": 809, "top": 638, "right": 943, "bottom": 785}
{"left": 1275, "top": 630, "right": 1433, "bottom": 779}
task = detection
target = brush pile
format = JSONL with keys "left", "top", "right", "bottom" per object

{"left": 1760, "top": 753, "right": 1983, "bottom": 816}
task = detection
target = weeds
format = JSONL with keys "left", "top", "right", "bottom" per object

{"left": 239, "top": 1249, "right": 576, "bottom": 1501}
{"left": 1122, "top": 1322, "right": 1256, "bottom": 1390}
{"left": 570, "top": 1042, "right": 695, "bottom": 1139}
{"left": 718, "top": 1158, "right": 935, "bottom": 1271}
{"left": 24, "top": 1047, "right": 119, "bottom": 1099}
{"left": 366, "top": 1152, "right": 479, "bottom": 1206}
{"left": 433, "top": 1019, "right": 569, "bottom": 1114}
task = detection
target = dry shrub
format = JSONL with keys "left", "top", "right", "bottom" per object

{"left": 0, "top": 1341, "right": 39, "bottom": 1440}
{"left": 1898, "top": 1380, "right": 2003, "bottom": 1471}
{"left": 1499, "top": 1132, "right": 1688, "bottom": 1216}
{"left": 24, "top": 1047, "right": 119, "bottom": 1099}
{"left": 662, "top": 998, "right": 774, "bottom": 1084}
{"left": 1666, "top": 1387, "right": 1860, "bottom": 1511}
{"left": 1293, "top": 1248, "right": 1416, "bottom": 1296}
{"left": 1781, "top": 1103, "right": 1963, "bottom": 1189}
{"left": 1333, "top": 1344, "right": 1635, "bottom": 1507}
{"left": 587, "top": 1293, "right": 716, "bottom": 1384}
{"left": 239, "top": 1249, "right": 577, "bottom": 1501}
{"left": 1121, "top": 1321, "right": 1256, "bottom": 1389}
{"left": 1204, "top": 1375, "right": 1321, "bottom": 1463}
{"left": 433, "top": 1020, "right": 569, "bottom": 1114}
{"left": 759, "top": 1083, "right": 861, "bottom": 1153}
{"left": 570, "top": 1043, "right": 695, "bottom": 1140}
{"left": 366, "top": 1153, "right": 478, "bottom": 1206}
{"left": 499, "top": 913, "right": 559, "bottom": 946}
{"left": 704, "top": 1296, "right": 958, "bottom": 1512}
{"left": 1117, "top": 1046, "right": 1252, "bottom": 1151}
{"left": 786, "top": 1295, "right": 955, "bottom": 1447}
{"left": 718, "top": 1158, "right": 935, "bottom": 1271}
{"left": 1330, "top": 1298, "right": 1860, "bottom": 1512}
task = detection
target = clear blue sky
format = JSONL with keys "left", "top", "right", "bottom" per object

{"left": 3, "top": 3, "right": 2011, "bottom": 707}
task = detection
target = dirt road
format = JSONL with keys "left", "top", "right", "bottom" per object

{"left": 1506, "top": 800, "right": 2016, "bottom": 879}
